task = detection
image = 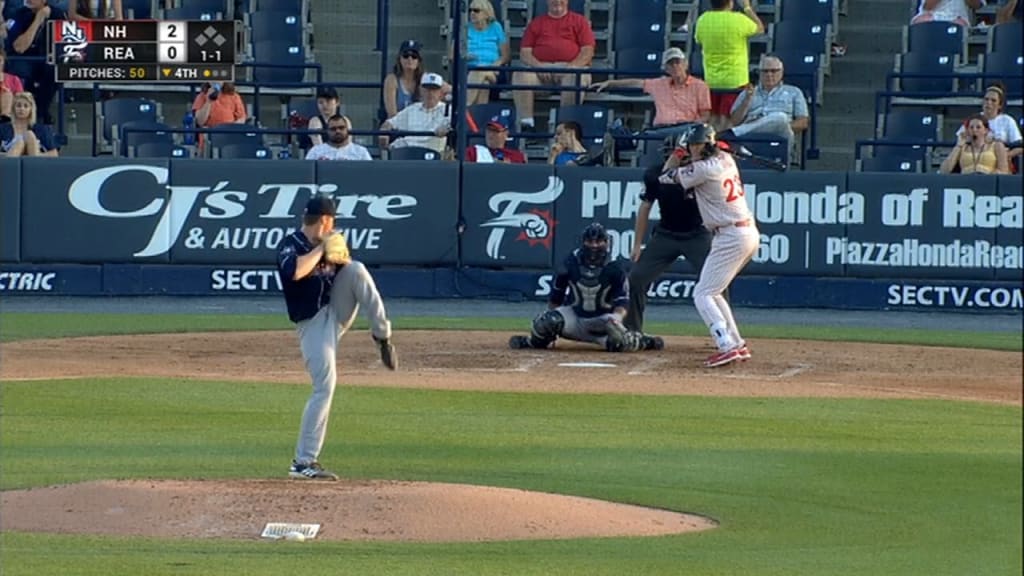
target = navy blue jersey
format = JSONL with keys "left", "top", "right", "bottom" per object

{"left": 276, "top": 231, "right": 335, "bottom": 323}
{"left": 641, "top": 163, "right": 703, "bottom": 234}
{"left": 548, "top": 250, "right": 630, "bottom": 318}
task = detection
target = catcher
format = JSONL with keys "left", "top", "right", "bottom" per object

{"left": 509, "top": 222, "right": 664, "bottom": 353}
{"left": 276, "top": 195, "right": 397, "bottom": 481}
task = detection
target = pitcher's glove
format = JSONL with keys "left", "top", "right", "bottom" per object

{"left": 323, "top": 232, "right": 351, "bottom": 265}
{"left": 375, "top": 337, "right": 397, "bottom": 371}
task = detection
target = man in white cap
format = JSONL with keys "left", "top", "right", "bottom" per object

{"left": 592, "top": 47, "right": 711, "bottom": 131}
{"left": 379, "top": 72, "right": 452, "bottom": 154}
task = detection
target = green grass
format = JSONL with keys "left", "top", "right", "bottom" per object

{"left": 1, "top": 379, "right": 1021, "bottom": 576}
{"left": 1, "top": 312, "right": 1020, "bottom": 350}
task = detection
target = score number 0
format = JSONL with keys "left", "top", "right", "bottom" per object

{"left": 157, "top": 21, "right": 186, "bottom": 63}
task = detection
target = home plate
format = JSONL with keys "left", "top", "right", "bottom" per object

{"left": 558, "top": 362, "right": 618, "bottom": 368}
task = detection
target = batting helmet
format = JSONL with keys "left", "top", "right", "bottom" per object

{"left": 580, "top": 222, "right": 610, "bottom": 267}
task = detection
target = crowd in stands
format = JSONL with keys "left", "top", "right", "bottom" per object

{"left": 1, "top": 0, "right": 1020, "bottom": 172}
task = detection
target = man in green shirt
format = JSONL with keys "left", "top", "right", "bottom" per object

{"left": 694, "top": 0, "right": 764, "bottom": 129}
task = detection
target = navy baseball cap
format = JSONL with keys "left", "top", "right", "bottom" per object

{"left": 399, "top": 39, "right": 422, "bottom": 55}
{"left": 487, "top": 115, "right": 509, "bottom": 131}
{"left": 304, "top": 196, "right": 336, "bottom": 217}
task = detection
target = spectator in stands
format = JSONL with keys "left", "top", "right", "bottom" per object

{"left": 465, "top": 115, "right": 526, "bottom": 163}
{"left": 5, "top": 0, "right": 67, "bottom": 125}
{"left": 465, "top": 0, "right": 510, "bottom": 106}
{"left": 379, "top": 72, "right": 451, "bottom": 154}
{"left": 719, "top": 55, "right": 809, "bottom": 149}
{"left": 192, "top": 81, "right": 246, "bottom": 148}
{"left": 911, "top": 0, "right": 981, "bottom": 27}
{"left": 382, "top": 39, "right": 426, "bottom": 121}
{"left": 513, "top": 0, "right": 595, "bottom": 134}
{"left": 1, "top": 47, "right": 25, "bottom": 121}
{"left": 592, "top": 47, "right": 711, "bottom": 131}
{"left": 306, "top": 87, "right": 342, "bottom": 148}
{"left": 0, "top": 91, "right": 57, "bottom": 156}
{"left": 940, "top": 114, "right": 1010, "bottom": 174}
{"left": 63, "top": 0, "right": 124, "bottom": 20}
{"left": 305, "top": 114, "right": 372, "bottom": 161}
{"left": 695, "top": 0, "right": 764, "bottom": 131}
{"left": 997, "top": 0, "right": 1022, "bottom": 22}
{"left": 956, "top": 83, "right": 1022, "bottom": 163}
{"left": 547, "top": 120, "right": 588, "bottom": 165}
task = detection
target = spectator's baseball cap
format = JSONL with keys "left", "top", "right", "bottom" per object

{"left": 487, "top": 115, "right": 509, "bottom": 131}
{"left": 662, "top": 47, "right": 686, "bottom": 67}
{"left": 399, "top": 39, "right": 422, "bottom": 56}
{"left": 421, "top": 72, "right": 445, "bottom": 88}
{"left": 304, "top": 195, "right": 336, "bottom": 217}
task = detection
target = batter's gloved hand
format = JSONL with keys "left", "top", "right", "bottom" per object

{"left": 323, "top": 232, "right": 351, "bottom": 265}
{"left": 375, "top": 337, "right": 397, "bottom": 371}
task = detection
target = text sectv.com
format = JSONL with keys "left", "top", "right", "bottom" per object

{"left": 887, "top": 284, "right": 1023, "bottom": 309}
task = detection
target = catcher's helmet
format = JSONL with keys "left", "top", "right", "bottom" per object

{"left": 580, "top": 222, "right": 610, "bottom": 267}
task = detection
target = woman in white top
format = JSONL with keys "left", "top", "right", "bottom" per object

{"left": 911, "top": 0, "right": 982, "bottom": 26}
{"left": 955, "top": 83, "right": 1022, "bottom": 164}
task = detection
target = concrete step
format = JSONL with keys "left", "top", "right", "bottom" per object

{"left": 814, "top": 115, "right": 876, "bottom": 146}
{"left": 845, "top": 0, "right": 914, "bottom": 25}
{"left": 827, "top": 52, "right": 897, "bottom": 84}
{"left": 813, "top": 145, "right": 856, "bottom": 172}
{"left": 822, "top": 84, "right": 886, "bottom": 114}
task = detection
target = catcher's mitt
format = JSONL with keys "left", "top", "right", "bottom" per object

{"left": 323, "top": 232, "right": 351, "bottom": 265}
{"left": 375, "top": 337, "right": 398, "bottom": 370}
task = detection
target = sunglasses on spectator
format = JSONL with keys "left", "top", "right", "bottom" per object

{"left": 401, "top": 52, "right": 420, "bottom": 59}
{"left": 469, "top": 7, "right": 481, "bottom": 12}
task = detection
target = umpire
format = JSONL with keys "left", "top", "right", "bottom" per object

{"left": 625, "top": 156, "right": 717, "bottom": 333}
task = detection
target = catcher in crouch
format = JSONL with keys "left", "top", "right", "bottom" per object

{"left": 509, "top": 222, "right": 664, "bottom": 353}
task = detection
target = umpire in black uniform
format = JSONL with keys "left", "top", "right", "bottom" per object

{"left": 625, "top": 157, "right": 717, "bottom": 333}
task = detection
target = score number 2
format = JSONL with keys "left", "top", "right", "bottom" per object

{"left": 724, "top": 174, "right": 745, "bottom": 203}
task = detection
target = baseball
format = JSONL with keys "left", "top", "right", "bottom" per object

{"left": 282, "top": 531, "right": 306, "bottom": 542}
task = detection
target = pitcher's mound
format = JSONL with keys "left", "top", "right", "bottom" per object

{"left": 0, "top": 479, "right": 717, "bottom": 542}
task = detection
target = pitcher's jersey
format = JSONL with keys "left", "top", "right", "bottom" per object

{"left": 277, "top": 231, "right": 336, "bottom": 323}
{"left": 672, "top": 153, "right": 753, "bottom": 229}
{"left": 548, "top": 250, "right": 630, "bottom": 319}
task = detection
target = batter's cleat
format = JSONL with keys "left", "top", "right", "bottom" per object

{"left": 641, "top": 335, "right": 665, "bottom": 351}
{"left": 703, "top": 348, "right": 742, "bottom": 368}
{"left": 509, "top": 335, "right": 532, "bottom": 349}
{"left": 289, "top": 460, "right": 339, "bottom": 481}
{"left": 737, "top": 345, "right": 751, "bottom": 361}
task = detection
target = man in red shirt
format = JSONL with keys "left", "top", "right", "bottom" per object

{"left": 465, "top": 115, "right": 527, "bottom": 163}
{"left": 512, "top": 0, "right": 595, "bottom": 134}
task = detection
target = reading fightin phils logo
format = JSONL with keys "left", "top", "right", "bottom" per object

{"left": 481, "top": 176, "right": 563, "bottom": 260}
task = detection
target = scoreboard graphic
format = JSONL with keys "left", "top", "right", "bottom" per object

{"left": 50, "top": 20, "right": 238, "bottom": 82}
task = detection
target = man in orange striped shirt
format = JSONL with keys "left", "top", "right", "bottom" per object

{"left": 593, "top": 47, "right": 711, "bottom": 128}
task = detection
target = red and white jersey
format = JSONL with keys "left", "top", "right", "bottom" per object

{"left": 671, "top": 152, "right": 753, "bottom": 229}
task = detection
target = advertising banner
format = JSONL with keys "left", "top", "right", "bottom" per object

{"left": 316, "top": 160, "right": 460, "bottom": 265}
{"left": 0, "top": 265, "right": 102, "bottom": 294}
{"left": 552, "top": 166, "right": 647, "bottom": 265}
{"left": 20, "top": 158, "right": 172, "bottom": 262}
{"left": 460, "top": 164, "right": 559, "bottom": 269}
{"left": 1, "top": 158, "right": 21, "bottom": 263}
{"left": 845, "top": 173, "right": 1017, "bottom": 280}
{"left": 743, "top": 170, "right": 848, "bottom": 276}
{"left": 994, "top": 175, "right": 1024, "bottom": 282}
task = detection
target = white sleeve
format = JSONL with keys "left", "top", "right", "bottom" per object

{"left": 359, "top": 146, "right": 373, "bottom": 161}
{"left": 674, "top": 161, "right": 709, "bottom": 189}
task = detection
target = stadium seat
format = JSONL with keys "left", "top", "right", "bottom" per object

{"left": 770, "top": 21, "right": 830, "bottom": 57}
{"left": 772, "top": 50, "right": 822, "bottom": 105}
{"left": 614, "top": 48, "right": 662, "bottom": 75}
{"left": 988, "top": 21, "right": 1023, "bottom": 56}
{"left": 389, "top": 146, "right": 443, "bottom": 160}
{"left": 857, "top": 155, "right": 921, "bottom": 173}
{"left": 116, "top": 121, "right": 173, "bottom": 157}
{"left": 206, "top": 123, "right": 265, "bottom": 148}
{"left": 249, "top": 11, "right": 306, "bottom": 48}
{"left": 882, "top": 109, "right": 942, "bottom": 141}
{"left": 981, "top": 51, "right": 1023, "bottom": 99}
{"left": 216, "top": 143, "right": 273, "bottom": 159}
{"left": 732, "top": 137, "right": 789, "bottom": 171}
{"left": 778, "top": 0, "right": 835, "bottom": 27}
{"left": 903, "top": 21, "right": 966, "bottom": 58}
{"left": 121, "top": 0, "right": 155, "bottom": 19}
{"left": 254, "top": 0, "right": 307, "bottom": 13}
{"left": 612, "top": 18, "right": 668, "bottom": 52}
{"left": 132, "top": 141, "right": 190, "bottom": 158}
{"left": 896, "top": 52, "right": 956, "bottom": 94}
{"left": 554, "top": 104, "right": 610, "bottom": 146}
{"left": 100, "top": 98, "right": 159, "bottom": 144}
{"left": 286, "top": 97, "right": 320, "bottom": 123}
{"left": 616, "top": 0, "right": 667, "bottom": 23}
{"left": 250, "top": 41, "right": 308, "bottom": 84}
{"left": 635, "top": 138, "right": 669, "bottom": 168}
{"left": 2, "top": 1, "right": 20, "bottom": 19}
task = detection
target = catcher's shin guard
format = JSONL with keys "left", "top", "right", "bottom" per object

{"left": 605, "top": 324, "right": 644, "bottom": 353}
{"left": 529, "top": 309, "right": 564, "bottom": 348}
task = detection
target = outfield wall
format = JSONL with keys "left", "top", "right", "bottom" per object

{"left": 1, "top": 158, "right": 1020, "bottom": 311}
